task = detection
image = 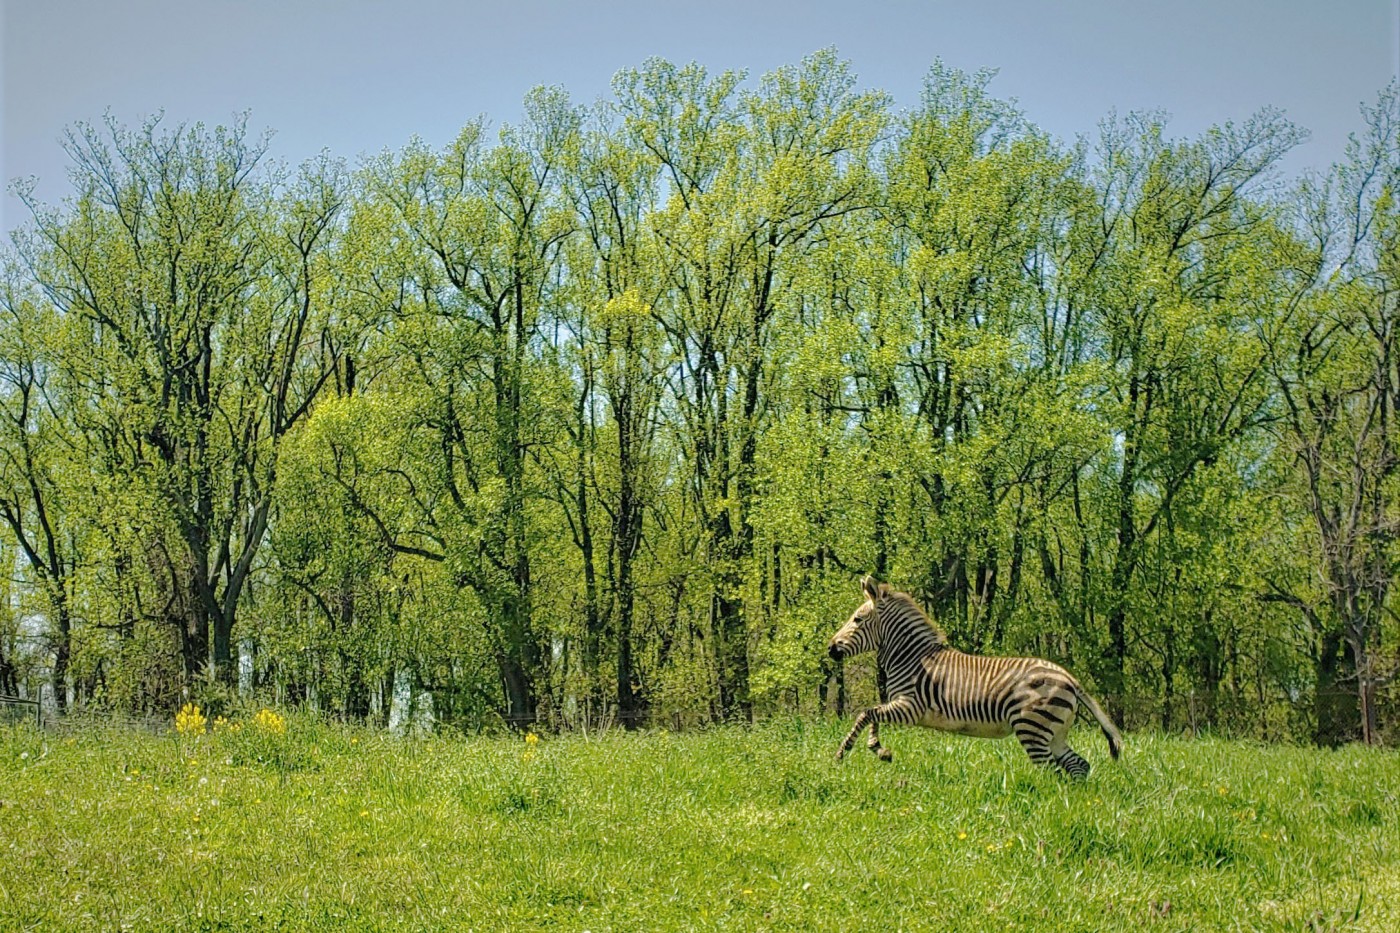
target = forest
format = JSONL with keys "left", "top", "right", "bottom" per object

{"left": 1, "top": 52, "right": 1396, "bottom": 745}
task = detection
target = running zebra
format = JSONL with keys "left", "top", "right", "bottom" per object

{"left": 828, "top": 576, "right": 1122, "bottom": 778}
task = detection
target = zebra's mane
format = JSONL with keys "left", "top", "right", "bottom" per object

{"left": 888, "top": 590, "right": 947, "bottom": 646}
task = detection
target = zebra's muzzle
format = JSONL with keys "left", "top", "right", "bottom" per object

{"left": 828, "top": 643, "right": 845, "bottom": 661}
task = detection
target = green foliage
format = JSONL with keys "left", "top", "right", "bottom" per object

{"left": 0, "top": 55, "right": 1396, "bottom": 742}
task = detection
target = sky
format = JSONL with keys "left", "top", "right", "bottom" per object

{"left": 2, "top": 0, "right": 1396, "bottom": 231}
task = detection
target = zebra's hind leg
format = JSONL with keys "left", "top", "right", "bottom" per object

{"left": 1013, "top": 724, "right": 1055, "bottom": 772}
{"left": 866, "top": 722, "right": 893, "bottom": 762}
{"left": 1014, "top": 693, "right": 1085, "bottom": 778}
{"left": 1054, "top": 747, "right": 1091, "bottom": 780}
{"left": 1015, "top": 727, "right": 1091, "bottom": 780}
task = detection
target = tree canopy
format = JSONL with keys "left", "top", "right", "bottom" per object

{"left": 3, "top": 54, "right": 1397, "bottom": 744}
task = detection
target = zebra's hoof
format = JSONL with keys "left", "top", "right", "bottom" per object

{"left": 877, "top": 747, "right": 893, "bottom": 762}
{"left": 835, "top": 748, "right": 847, "bottom": 761}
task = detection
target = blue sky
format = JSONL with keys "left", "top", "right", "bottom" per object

{"left": 2, "top": 0, "right": 1396, "bottom": 230}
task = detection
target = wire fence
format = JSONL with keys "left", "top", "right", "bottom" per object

{"left": 0, "top": 696, "right": 41, "bottom": 728}
{"left": 44, "top": 710, "right": 173, "bottom": 735}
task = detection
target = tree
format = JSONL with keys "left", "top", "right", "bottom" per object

{"left": 616, "top": 49, "right": 886, "bottom": 719}
{"left": 879, "top": 62, "right": 1097, "bottom": 650}
{"left": 13, "top": 115, "right": 346, "bottom": 684}
{"left": 1080, "top": 110, "right": 1303, "bottom": 723}
{"left": 1260, "top": 86, "right": 1400, "bottom": 745}
{"left": 0, "top": 269, "right": 82, "bottom": 708}
{"left": 352, "top": 88, "right": 580, "bottom": 726}
{"left": 555, "top": 114, "right": 671, "bottom": 723}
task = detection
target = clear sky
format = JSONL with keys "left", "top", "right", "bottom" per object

{"left": 2, "top": 0, "right": 1396, "bottom": 231}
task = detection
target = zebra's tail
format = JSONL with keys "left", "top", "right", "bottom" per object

{"left": 1071, "top": 681, "right": 1122, "bottom": 760}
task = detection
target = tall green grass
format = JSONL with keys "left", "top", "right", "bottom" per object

{"left": 2, "top": 717, "right": 1397, "bottom": 931}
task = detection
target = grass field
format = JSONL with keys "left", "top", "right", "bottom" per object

{"left": 2, "top": 715, "right": 1398, "bottom": 932}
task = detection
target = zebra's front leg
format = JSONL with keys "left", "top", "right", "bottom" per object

{"left": 866, "top": 722, "right": 893, "bottom": 762}
{"left": 837, "top": 698, "right": 916, "bottom": 761}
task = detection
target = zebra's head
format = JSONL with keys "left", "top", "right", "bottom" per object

{"left": 828, "top": 575, "right": 888, "bottom": 661}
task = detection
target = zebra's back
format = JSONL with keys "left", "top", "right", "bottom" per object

{"left": 912, "top": 648, "right": 1071, "bottom": 738}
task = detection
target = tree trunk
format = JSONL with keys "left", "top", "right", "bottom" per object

{"left": 174, "top": 553, "right": 210, "bottom": 685}
{"left": 577, "top": 459, "right": 602, "bottom": 703}
{"left": 1105, "top": 427, "right": 1139, "bottom": 728}
{"left": 499, "top": 655, "right": 536, "bottom": 730}
{"left": 1346, "top": 621, "right": 1380, "bottom": 746}
{"left": 1192, "top": 617, "right": 1223, "bottom": 730}
{"left": 0, "top": 651, "right": 17, "bottom": 697}
{"left": 1313, "top": 630, "right": 1360, "bottom": 747}
{"left": 614, "top": 520, "right": 641, "bottom": 728}
{"left": 212, "top": 613, "right": 233, "bottom": 685}
{"left": 1161, "top": 625, "right": 1175, "bottom": 732}
{"left": 613, "top": 381, "right": 645, "bottom": 728}
{"left": 49, "top": 600, "right": 71, "bottom": 714}
{"left": 713, "top": 588, "right": 750, "bottom": 721}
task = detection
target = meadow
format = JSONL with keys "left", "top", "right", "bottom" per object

{"left": 1, "top": 715, "right": 1398, "bottom": 932}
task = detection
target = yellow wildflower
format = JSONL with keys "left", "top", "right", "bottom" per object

{"left": 252, "top": 708, "right": 287, "bottom": 735}
{"left": 525, "top": 732, "right": 539, "bottom": 746}
{"left": 175, "top": 703, "right": 207, "bottom": 736}
{"left": 958, "top": 832, "right": 968, "bottom": 840}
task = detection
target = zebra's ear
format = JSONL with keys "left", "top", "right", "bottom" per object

{"left": 862, "top": 575, "right": 881, "bottom": 602}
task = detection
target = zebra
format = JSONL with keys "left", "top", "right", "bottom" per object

{"left": 827, "top": 576, "right": 1122, "bottom": 778}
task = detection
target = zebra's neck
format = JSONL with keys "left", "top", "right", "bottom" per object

{"left": 878, "top": 593, "right": 947, "bottom": 656}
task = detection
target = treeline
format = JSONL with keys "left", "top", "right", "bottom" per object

{"left": 1, "top": 53, "right": 1396, "bottom": 744}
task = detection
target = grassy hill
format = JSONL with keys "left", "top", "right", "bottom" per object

{"left": 2, "top": 716, "right": 1397, "bottom": 931}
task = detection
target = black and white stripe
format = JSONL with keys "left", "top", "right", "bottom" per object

{"left": 828, "top": 576, "right": 1122, "bottom": 779}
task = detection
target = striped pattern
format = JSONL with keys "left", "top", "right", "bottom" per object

{"left": 828, "top": 576, "right": 1122, "bottom": 779}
